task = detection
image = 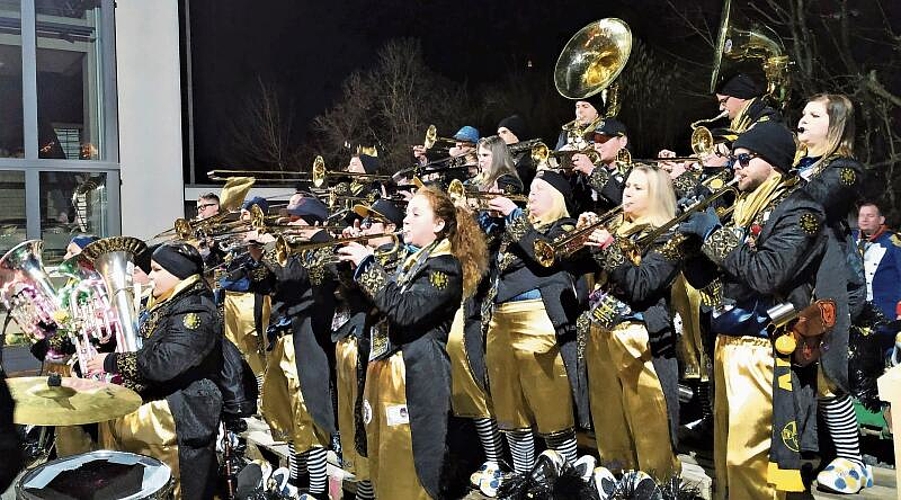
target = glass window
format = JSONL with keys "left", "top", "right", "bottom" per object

{"left": 0, "top": 170, "right": 26, "bottom": 256}
{"left": 40, "top": 171, "right": 109, "bottom": 263}
{"left": 0, "top": 1, "right": 24, "bottom": 159}
{"left": 35, "top": 0, "right": 106, "bottom": 160}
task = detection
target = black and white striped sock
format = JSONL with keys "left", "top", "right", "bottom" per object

{"left": 256, "top": 374, "right": 264, "bottom": 393}
{"left": 355, "top": 479, "right": 374, "bottom": 499}
{"left": 474, "top": 417, "right": 504, "bottom": 463}
{"left": 306, "top": 447, "right": 328, "bottom": 495}
{"left": 505, "top": 430, "right": 535, "bottom": 474}
{"left": 821, "top": 394, "right": 863, "bottom": 465}
{"left": 288, "top": 443, "right": 307, "bottom": 485}
{"left": 545, "top": 430, "right": 578, "bottom": 464}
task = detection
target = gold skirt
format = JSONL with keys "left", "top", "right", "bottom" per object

{"left": 486, "top": 299, "right": 573, "bottom": 435}
{"left": 99, "top": 399, "right": 180, "bottom": 498}
{"left": 336, "top": 336, "right": 369, "bottom": 481}
{"left": 261, "top": 334, "right": 329, "bottom": 452}
{"left": 713, "top": 334, "right": 786, "bottom": 500}
{"left": 363, "top": 351, "right": 431, "bottom": 499}
{"left": 672, "top": 274, "right": 708, "bottom": 381}
{"left": 448, "top": 306, "right": 492, "bottom": 419}
{"left": 223, "top": 290, "right": 270, "bottom": 377}
{"left": 586, "top": 321, "right": 680, "bottom": 479}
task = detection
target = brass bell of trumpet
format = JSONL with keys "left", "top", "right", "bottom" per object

{"left": 531, "top": 142, "right": 601, "bottom": 169}
{"left": 533, "top": 204, "right": 624, "bottom": 267}
{"left": 274, "top": 231, "right": 402, "bottom": 267}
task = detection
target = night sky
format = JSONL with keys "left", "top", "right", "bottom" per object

{"left": 185, "top": 0, "right": 732, "bottom": 178}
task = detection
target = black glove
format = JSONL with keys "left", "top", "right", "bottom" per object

{"left": 678, "top": 206, "right": 720, "bottom": 240}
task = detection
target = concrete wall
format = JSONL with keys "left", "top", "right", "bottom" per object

{"left": 115, "top": 0, "right": 184, "bottom": 239}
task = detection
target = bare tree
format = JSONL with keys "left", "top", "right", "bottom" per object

{"left": 311, "top": 38, "right": 474, "bottom": 172}
{"left": 226, "top": 76, "right": 303, "bottom": 173}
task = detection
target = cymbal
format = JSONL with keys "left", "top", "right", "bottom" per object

{"left": 8, "top": 376, "right": 142, "bottom": 426}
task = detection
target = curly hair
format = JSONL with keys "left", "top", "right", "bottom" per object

{"left": 416, "top": 185, "right": 488, "bottom": 298}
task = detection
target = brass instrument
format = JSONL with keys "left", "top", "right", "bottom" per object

{"left": 81, "top": 236, "right": 148, "bottom": 353}
{"left": 152, "top": 176, "right": 253, "bottom": 242}
{"left": 534, "top": 205, "right": 624, "bottom": 267}
{"left": 710, "top": 0, "right": 791, "bottom": 108}
{"left": 310, "top": 155, "right": 392, "bottom": 188}
{"left": 506, "top": 138, "right": 545, "bottom": 155}
{"left": 689, "top": 110, "right": 730, "bottom": 157}
{"left": 531, "top": 142, "right": 601, "bottom": 169}
{"left": 423, "top": 124, "right": 457, "bottom": 151}
{"left": 447, "top": 179, "right": 528, "bottom": 210}
{"left": 274, "top": 231, "right": 402, "bottom": 267}
{"left": 0, "top": 240, "right": 63, "bottom": 342}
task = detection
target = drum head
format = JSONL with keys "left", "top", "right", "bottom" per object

{"left": 17, "top": 450, "right": 172, "bottom": 500}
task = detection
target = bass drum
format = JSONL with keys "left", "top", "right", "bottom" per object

{"left": 15, "top": 450, "right": 173, "bottom": 500}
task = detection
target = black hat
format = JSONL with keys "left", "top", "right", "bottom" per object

{"left": 134, "top": 243, "right": 158, "bottom": 274}
{"left": 353, "top": 199, "right": 404, "bottom": 227}
{"left": 710, "top": 127, "right": 739, "bottom": 148}
{"left": 579, "top": 95, "right": 605, "bottom": 114}
{"left": 535, "top": 169, "right": 572, "bottom": 198}
{"left": 592, "top": 118, "right": 628, "bottom": 137}
{"left": 152, "top": 242, "right": 204, "bottom": 279}
{"left": 732, "top": 121, "right": 796, "bottom": 172}
{"left": 359, "top": 154, "right": 379, "bottom": 174}
{"left": 496, "top": 173, "right": 524, "bottom": 196}
{"left": 497, "top": 115, "right": 529, "bottom": 141}
{"left": 241, "top": 196, "right": 269, "bottom": 214}
{"left": 286, "top": 195, "right": 329, "bottom": 224}
{"left": 715, "top": 72, "right": 764, "bottom": 99}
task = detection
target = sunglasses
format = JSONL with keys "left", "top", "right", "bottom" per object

{"left": 360, "top": 216, "right": 387, "bottom": 229}
{"left": 729, "top": 152, "right": 758, "bottom": 169}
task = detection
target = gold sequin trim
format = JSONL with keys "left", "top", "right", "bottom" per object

{"left": 115, "top": 352, "right": 145, "bottom": 393}
{"left": 588, "top": 167, "right": 611, "bottom": 192}
{"left": 839, "top": 167, "right": 856, "bottom": 186}
{"left": 505, "top": 211, "right": 532, "bottom": 242}
{"left": 656, "top": 233, "right": 688, "bottom": 262}
{"left": 249, "top": 265, "right": 270, "bottom": 282}
{"left": 799, "top": 213, "right": 820, "bottom": 235}
{"left": 702, "top": 227, "right": 740, "bottom": 265}
{"left": 672, "top": 172, "right": 700, "bottom": 197}
{"left": 357, "top": 263, "right": 388, "bottom": 299}
{"left": 596, "top": 240, "right": 626, "bottom": 271}
{"left": 699, "top": 278, "right": 724, "bottom": 307}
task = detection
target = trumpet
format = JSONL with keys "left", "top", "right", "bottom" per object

{"left": 274, "top": 231, "right": 402, "bottom": 267}
{"left": 533, "top": 205, "right": 624, "bottom": 267}
{"left": 423, "top": 124, "right": 457, "bottom": 151}
{"left": 531, "top": 142, "right": 601, "bottom": 168}
{"left": 689, "top": 110, "right": 729, "bottom": 157}
{"left": 447, "top": 179, "right": 528, "bottom": 210}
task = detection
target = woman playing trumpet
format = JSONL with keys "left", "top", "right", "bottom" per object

{"left": 580, "top": 165, "right": 684, "bottom": 481}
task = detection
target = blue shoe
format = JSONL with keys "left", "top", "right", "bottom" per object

{"left": 817, "top": 458, "right": 874, "bottom": 494}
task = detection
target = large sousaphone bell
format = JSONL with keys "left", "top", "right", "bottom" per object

{"left": 81, "top": 236, "right": 148, "bottom": 352}
{"left": 554, "top": 18, "right": 632, "bottom": 101}
{"left": 710, "top": 0, "right": 790, "bottom": 102}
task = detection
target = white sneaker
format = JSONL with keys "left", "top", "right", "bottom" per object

{"left": 572, "top": 455, "right": 597, "bottom": 482}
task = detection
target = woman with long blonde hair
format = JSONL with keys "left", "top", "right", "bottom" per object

{"left": 338, "top": 185, "right": 487, "bottom": 499}
{"left": 796, "top": 93, "right": 872, "bottom": 493}
{"left": 582, "top": 165, "right": 683, "bottom": 481}
{"left": 482, "top": 169, "right": 590, "bottom": 476}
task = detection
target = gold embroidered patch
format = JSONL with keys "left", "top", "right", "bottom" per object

{"left": 182, "top": 312, "right": 201, "bottom": 330}
{"left": 429, "top": 271, "right": 448, "bottom": 290}
{"left": 892, "top": 234, "right": 901, "bottom": 248}
{"left": 799, "top": 213, "right": 819, "bottom": 235}
{"left": 781, "top": 420, "right": 800, "bottom": 453}
{"left": 839, "top": 168, "right": 856, "bottom": 186}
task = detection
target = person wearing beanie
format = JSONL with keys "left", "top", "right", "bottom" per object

{"left": 241, "top": 196, "right": 269, "bottom": 221}
{"left": 497, "top": 115, "right": 537, "bottom": 188}
{"left": 88, "top": 241, "right": 224, "bottom": 499}
{"left": 795, "top": 93, "right": 871, "bottom": 493}
{"left": 231, "top": 219, "right": 338, "bottom": 499}
{"left": 63, "top": 233, "right": 98, "bottom": 260}
{"left": 482, "top": 170, "right": 589, "bottom": 476}
{"left": 714, "top": 71, "right": 783, "bottom": 133}
{"left": 677, "top": 122, "right": 827, "bottom": 498}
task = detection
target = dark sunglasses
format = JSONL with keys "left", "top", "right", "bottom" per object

{"left": 360, "top": 216, "right": 387, "bottom": 229}
{"left": 729, "top": 152, "right": 758, "bottom": 169}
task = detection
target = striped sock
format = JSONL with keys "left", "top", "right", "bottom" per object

{"left": 505, "top": 430, "right": 535, "bottom": 474}
{"left": 256, "top": 374, "right": 264, "bottom": 393}
{"left": 288, "top": 443, "right": 308, "bottom": 485}
{"left": 355, "top": 480, "right": 374, "bottom": 499}
{"left": 545, "top": 430, "right": 578, "bottom": 464}
{"left": 474, "top": 417, "right": 504, "bottom": 463}
{"left": 306, "top": 447, "right": 328, "bottom": 495}
{"left": 821, "top": 394, "right": 863, "bottom": 465}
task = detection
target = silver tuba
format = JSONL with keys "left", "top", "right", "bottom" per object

{"left": 0, "top": 240, "right": 62, "bottom": 341}
{"left": 81, "top": 236, "right": 148, "bottom": 353}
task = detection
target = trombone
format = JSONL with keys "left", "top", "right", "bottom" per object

{"left": 447, "top": 179, "right": 528, "bottom": 210}
{"left": 423, "top": 124, "right": 457, "bottom": 151}
{"left": 533, "top": 204, "right": 624, "bottom": 267}
{"left": 531, "top": 142, "right": 601, "bottom": 169}
{"left": 207, "top": 155, "right": 391, "bottom": 188}
{"left": 274, "top": 231, "right": 402, "bottom": 266}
